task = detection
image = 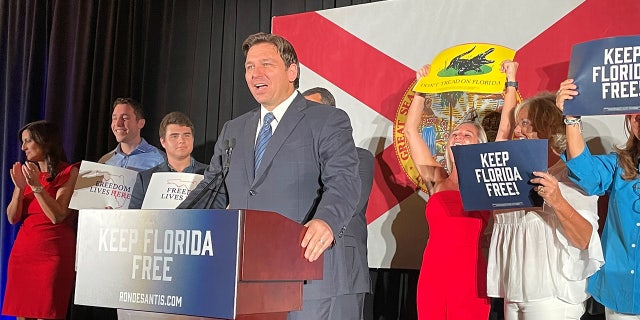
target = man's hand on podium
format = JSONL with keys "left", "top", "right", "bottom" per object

{"left": 301, "top": 219, "right": 334, "bottom": 262}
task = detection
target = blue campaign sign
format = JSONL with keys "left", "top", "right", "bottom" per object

{"left": 565, "top": 35, "right": 640, "bottom": 116}
{"left": 452, "top": 140, "right": 548, "bottom": 211}
{"left": 75, "top": 209, "right": 241, "bottom": 319}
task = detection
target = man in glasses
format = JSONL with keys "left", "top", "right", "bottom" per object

{"left": 98, "top": 97, "right": 165, "bottom": 172}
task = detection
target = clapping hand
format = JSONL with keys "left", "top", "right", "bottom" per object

{"left": 9, "top": 162, "right": 27, "bottom": 189}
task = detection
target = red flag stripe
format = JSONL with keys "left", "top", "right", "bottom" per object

{"left": 273, "top": 12, "right": 416, "bottom": 122}
{"left": 274, "top": 13, "right": 418, "bottom": 223}
{"left": 516, "top": 0, "right": 640, "bottom": 97}
{"left": 368, "top": 146, "right": 418, "bottom": 224}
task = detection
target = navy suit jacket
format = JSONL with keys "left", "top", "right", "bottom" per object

{"left": 180, "top": 92, "right": 361, "bottom": 299}
{"left": 335, "top": 147, "right": 374, "bottom": 296}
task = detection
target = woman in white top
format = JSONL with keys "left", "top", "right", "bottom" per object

{"left": 487, "top": 61, "right": 604, "bottom": 320}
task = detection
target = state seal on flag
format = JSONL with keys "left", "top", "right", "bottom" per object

{"left": 394, "top": 81, "right": 514, "bottom": 193}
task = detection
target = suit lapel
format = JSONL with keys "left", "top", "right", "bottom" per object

{"left": 243, "top": 109, "right": 260, "bottom": 184}
{"left": 253, "top": 94, "right": 307, "bottom": 183}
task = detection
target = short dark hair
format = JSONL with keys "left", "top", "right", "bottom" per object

{"left": 159, "top": 111, "right": 194, "bottom": 139}
{"left": 242, "top": 32, "right": 300, "bottom": 89}
{"left": 302, "top": 87, "right": 336, "bottom": 106}
{"left": 112, "top": 97, "right": 145, "bottom": 120}
{"left": 18, "top": 120, "right": 68, "bottom": 181}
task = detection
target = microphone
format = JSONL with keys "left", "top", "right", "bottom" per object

{"left": 205, "top": 138, "right": 235, "bottom": 208}
{"left": 177, "top": 139, "right": 234, "bottom": 209}
{"left": 223, "top": 138, "right": 235, "bottom": 169}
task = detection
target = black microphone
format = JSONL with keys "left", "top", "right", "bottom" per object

{"left": 223, "top": 138, "right": 235, "bottom": 169}
{"left": 177, "top": 139, "right": 233, "bottom": 209}
{"left": 205, "top": 138, "right": 235, "bottom": 208}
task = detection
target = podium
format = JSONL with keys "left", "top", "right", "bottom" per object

{"left": 74, "top": 209, "right": 323, "bottom": 320}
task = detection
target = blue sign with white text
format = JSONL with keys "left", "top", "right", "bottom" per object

{"left": 75, "top": 209, "right": 241, "bottom": 319}
{"left": 565, "top": 35, "right": 640, "bottom": 115}
{"left": 452, "top": 140, "right": 548, "bottom": 211}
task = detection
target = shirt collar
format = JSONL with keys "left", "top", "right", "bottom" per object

{"left": 167, "top": 157, "right": 196, "bottom": 173}
{"left": 259, "top": 91, "right": 297, "bottom": 125}
{"left": 114, "top": 138, "right": 154, "bottom": 156}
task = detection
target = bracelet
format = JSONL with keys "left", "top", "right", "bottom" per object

{"left": 563, "top": 116, "right": 582, "bottom": 126}
{"left": 32, "top": 185, "right": 44, "bottom": 193}
{"left": 505, "top": 81, "right": 518, "bottom": 90}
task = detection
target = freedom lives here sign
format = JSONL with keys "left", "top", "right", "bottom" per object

{"left": 452, "top": 139, "right": 548, "bottom": 211}
{"left": 564, "top": 35, "right": 640, "bottom": 116}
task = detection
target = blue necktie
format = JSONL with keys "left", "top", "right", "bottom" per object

{"left": 254, "top": 112, "right": 275, "bottom": 173}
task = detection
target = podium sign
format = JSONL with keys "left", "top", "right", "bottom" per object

{"left": 75, "top": 209, "right": 240, "bottom": 318}
{"left": 75, "top": 209, "right": 322, "bottom": 320}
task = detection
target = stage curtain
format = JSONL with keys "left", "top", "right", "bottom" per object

{"left": 0, "top": 1, "right": 420, "bottom": 320}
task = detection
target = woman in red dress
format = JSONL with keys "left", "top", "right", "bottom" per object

{"left": 403, "top": 63, "right": 517, "bottom": 319}
{"left": 2, "top": 121, "right": 79, "bottom": 320}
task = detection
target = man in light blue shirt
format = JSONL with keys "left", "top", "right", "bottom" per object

{"left": 98, "top": 97, "right": 165, "bottom": 171}
{"left": 92, "top": 97, "right": 166, "bottom": 320}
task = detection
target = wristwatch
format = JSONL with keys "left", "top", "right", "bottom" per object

{"left": 505, "top": 81, "right": 518, "bottom": 90}
{"left": 32, "top": 185, "right": 44, "bottom": 194}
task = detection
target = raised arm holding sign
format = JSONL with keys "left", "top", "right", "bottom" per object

{"left": 486, "top": 83, "right": 604, "bottom": 318}
{"left": 557, "top": 72, "right": 640, "bottom": 315}
{"left": 404, "top": 64, "right": 492, "bottom": 320}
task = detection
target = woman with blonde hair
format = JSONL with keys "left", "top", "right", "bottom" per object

{"left": 404, "top": 65, "right": 491, "bottom": 320}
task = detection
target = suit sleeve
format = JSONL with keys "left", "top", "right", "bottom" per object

{"left": 355, "top": 148, "right": 374, "bottom": 218}
{"left": 177, "top": 123, "right": 229, "bottom": 209}
{"left": 314, "top": 109, "right": 361, "bottom": 237}
{"left": 128, "top": 172, "right": 145, "bottom": 209}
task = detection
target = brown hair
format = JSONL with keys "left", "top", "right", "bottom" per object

{"left": 112, "top": 97, "right": 145, "bottom": 120}
{"left": 18, "top": 120, "right": 68, "bottom": 181}
{"left": 515, "top": 92, "right": 566, "bottom": 154}
{"left": 242, "top": 32, "right": 300, "bottom": 89}
{"left": 615, "top": 115, "right": 640, "bottom": 180}
{"left": 159, "top": 111, "right": 194, "bottom": 139}
{"left": 302, "top": 87, "right": 336, "bottom": 106}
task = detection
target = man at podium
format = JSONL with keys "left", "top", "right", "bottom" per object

{"left": 178, "top": 32, "right": 361, "bottom": 320}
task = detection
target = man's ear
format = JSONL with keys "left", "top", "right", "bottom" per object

{"left": 287, "top": 63, "right": 298, "bottom": 83}
{"left": 138, "top": 118, "right": 146, "bottom": 129}
{"left": 160, "top": 137, "right": 166, "bottom": 149}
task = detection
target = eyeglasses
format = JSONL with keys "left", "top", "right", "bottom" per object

{"left": 633, "top": 182, "right": 640, "bottom": 212}
{"left": 517, "top": 118, "right": 532, "bottom": 128}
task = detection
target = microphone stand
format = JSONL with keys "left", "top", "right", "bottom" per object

{"left": 205, "top": 138, "right": 234, "bottom": 208}
{"left": 177, "top": 139, "right": 234, "bottom": 209}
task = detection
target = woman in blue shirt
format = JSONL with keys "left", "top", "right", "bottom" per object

{"left": 557, "top": 78, "right": 640, "bottom": 319}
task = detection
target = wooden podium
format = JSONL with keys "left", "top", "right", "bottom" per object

{"left": 74, "top": 209, "right": 323, "bottom": 320}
